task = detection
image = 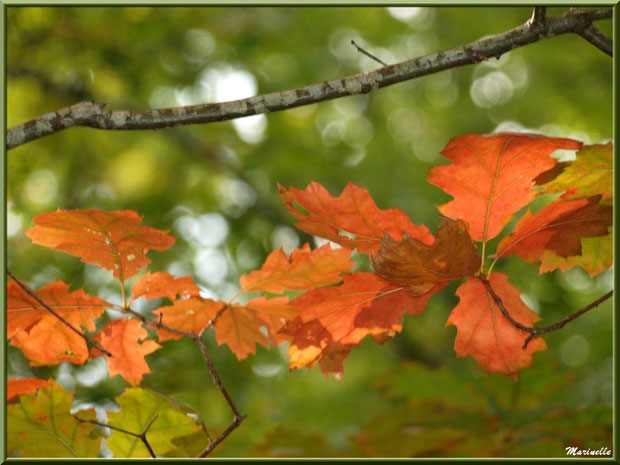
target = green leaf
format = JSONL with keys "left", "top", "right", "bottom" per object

{"left": 7, "top": 380, "right": 101, "bottom": 458}
{"left": 537, "top": 143, "right": 613, "bottom": 202}
{"left": 539, "top": 230, "right": 612, "bottom": 277}
{"left": 106, "top": 388, "right": 201, "bottom": 458}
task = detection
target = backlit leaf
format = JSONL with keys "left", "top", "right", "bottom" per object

{"left": 105, "top": 388, "right": 201, "bottom": 458}
{"left": 539, "top": 233, "right": 613, "bottom": 278}
{"left": 497, "top": 195, "right": 612, "bottom": 271}
{"left": 279, "top": 181, "right": 434, "bottom": 254}
{"left": 7, "top": 377, "right": 48, "bottom": 402}
{"left": 428, "top": 133, "right": 582, "bottom": 242}
{"left": 7, "top": 380, "right": 100, "bottom": 457}
{"left": 373, "top": 217, "right": 479, "bottom": 294}
{"left": 153, "top": 298, "right": 225, "bottom": 341}
{"left": 131, "top": 271, "right": 202, "bottom": 301}
{"left": 535, "top": 142, "right": 613, "bottom": 201}
{"left": 447, "top": 273, "right": 547, "bottom": 379}
{"left": 239, "top": 243, "right": 354, "bottom": 293}
{"left": 92, "top": 319, "right": 161, "bottom": 386}
{"left": 26, "top": 209, "right": 175, "bottom": 280}
{"left": 280, "top": 272, "right": 441, "bottom": 377}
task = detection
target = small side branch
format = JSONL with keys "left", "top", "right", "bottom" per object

{"left": 74, "top": 414, "right": 159, "bottom": 458}
{"left": 6, "top": 269, "right": 112, "bottom": 357}
{"left": 351, "top": 39, "right": 388, "bottom": 67}
{"left": 193, "top": 335, "right": 246, "bottom": 457}
{"left": 531, "top": 7, "right": 547, "bottom": 30}
{"left": 478, "top": 275, "right": 613, "bottom": 349}
{"left": 578, "top": 24, "right": 613, "bottom": 56}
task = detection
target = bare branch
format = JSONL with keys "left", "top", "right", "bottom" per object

{"left": 6, "top": 8, "right": 612, "bottom": 150}
{"left": 7, "top": 269, "right": 112, "bottom": 357}
{"left": 74, "top": 414, "right": 159, "bottom": 458}
{"left": 193, "top": 335, "right": 246, "bottom": 457}
{"left": 530, "top": 7, "right": 547, "bottom": 30}
{"left": 578, "top": 24, "right": 613, "bottom": 56}
{"left": 478, "top": 275, "right": 613, "bottom": 349}
{"left": 351, "top": 39, "right": 388, "bottom": 67}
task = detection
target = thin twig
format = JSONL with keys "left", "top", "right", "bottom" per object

{"left": 6, "top": 7, "right": 612, "bottom": 150}
{"left": 7, "top": 269, "right": 112, "bottom": 357}
{"left": 478, "top": 275, "right": 613, "bottom": 349}
{"left": 531, "top": 7, "right": 547, "bottom": 30}
{"left": 198, "top": 304, "right": 229, "bottom": 338}
{"left": 193, "top": 335, "right": 246, "bottom": 457}
{"left": 351, "top": 39, "right": 388, "bottom": 67}
{"left": 578, "top": 24, "right": 613, "bottom": 56}
{"left": 74, "top": 413, "right": 159, "bottom": 458}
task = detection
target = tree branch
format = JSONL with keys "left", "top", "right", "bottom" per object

{"left": 578, "top": 24, "right": 613, "bottom": 56}
{"left": 478, "top": 275, "right": 613, "bottom": 349}
{"left": 193, "top": 334, "right": 246, "bottom": 458}
{"left": 6, "top": 269, "right": 112, "bottom": 357}
{"left": 530, "top": 7, "right": 547, "bottom": 30}
{"left": 74, "top": 413, "right": 159, "bottom": 458}
{"left": 6, "top": 7, "right": 612, "bottom": 151}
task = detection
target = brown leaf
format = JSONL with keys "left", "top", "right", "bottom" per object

{"left": 373, "top": 217, "right": 479, "bottom": 294}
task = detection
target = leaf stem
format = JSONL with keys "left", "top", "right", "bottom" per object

{"left": 477, "top": 275, "right": 612, "bottom": 349}
{"left": 6, "top": 269, "right": 112, "bottom": 357}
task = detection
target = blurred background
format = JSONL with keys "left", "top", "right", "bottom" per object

{"left": 6, "top": 6, "right": 613, "bottom": 457}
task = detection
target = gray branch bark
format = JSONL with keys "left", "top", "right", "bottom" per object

{"left": 7, "top": 7, "right": 612, "bottom": 151}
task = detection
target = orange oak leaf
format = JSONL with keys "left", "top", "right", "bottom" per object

{"left": 7, "top": 378, "right": 49, "bottom": 402}
{"left": 280, "top": 272, "right": 441, "bottom": 377}
{"left": 7, "top": 280, "right": 111, "bottom": 339}
{"left": 153, "top": 298, "right": 225, "bottom": 341}
{"left": 446, "top": 273, "right": 547, "bottom": 379}
{"left": 26, "top": 209, "right": 175, "bottom": 281}
{"left": 279, "top": 181, "right": 434, "bottom": 254}
{"left": 12, "top": 317, "right": 91, "bottom": 366}
{"left": 373, "top": 217, "right": 479, "bottom": 294}
{"left": 427, "top": 133, "right": 582, "bottom": 242}
{"left": 213, "top": 296, "right": 296, "bottom": 359}
{"left": 239, "top": 243, "right": 354, "bottom": 294}
{"left": 496, "top": 195, "right": 613, "bottom": 268}
{"left": 535, "top": 143, "right": 613, "bottom": 201}
{"left": 131, "top": 272, "right": 202, "bottom": 301}
{"left": 91, "top": 319, "right": 161, "bottom": 386}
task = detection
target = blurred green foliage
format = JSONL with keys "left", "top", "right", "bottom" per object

{"left": 6, "top": 6, "right": 613, "bottom": 458}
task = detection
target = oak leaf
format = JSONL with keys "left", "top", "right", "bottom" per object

{"left": 214, "top": 296, "right": 297, "bottom": 359}
{"left": 105, "top": 388, "right": 201, "bottom": 458}
{"left": 153, "top": 298, "right": 225, "bottom": 341}
{"left": 279, "top": 181, "right": 434, "bottom": 254}
{"left": 7, "top": 378, "right": 48, "bottom": 402}
{"left": 239, "top": 243, "right": 354, "bottom": 293}
{"left": 428, "top": 133, "right": 582, "bottom": 242}
{"left": 538, "top": 234, "right": 612, "bottom": 278}
{"left": 131, "top": 271, "right": 202, "bottom": 301}
{"left": 280, "top": 272, "right": 441, "bottom": 377}
{"left": 26, "top": 209, "right": 175, "bottom": 281}
{"left": 496, "top": 195, "right": 613, "bottom": 271}
{"left": 373, "top": 217, "right": 479, "bottom": 294}
{"left": 7, "top": 280, "right": 111, "bottom": 366}
{"left": 92, "top": 318, "right": 161, "bottom": 386}
{"left": 446, "top": 273, "right": 547, "bottom": 379}
{"left": 7, "top": 380, "right": 100, "bottom": 457}
{"left": 535, "top": 143, "right": 612, "bottom": 201}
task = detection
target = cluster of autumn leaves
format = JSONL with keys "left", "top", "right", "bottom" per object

{"left": 7, "top": 133, "right": 613, "bottom": 398}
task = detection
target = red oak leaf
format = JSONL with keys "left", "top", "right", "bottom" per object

{"left": 280, "top": 272, "right": 441, "bottom": 377}
{"left": 7, "top": 280, "right": 110, "bottom": 339}
{"left": 427, "top": 133, "right": 582, "bottom": 242}
{"left": 279, "top": 181, "right": 434, "bottom": 254}
{"left": 7, "top": 378, "right": 49, "bottom": 402}
{"left": 239, "top": 243, "right": 354, "bottom": 294}
{"left": 92, "top": 319, "right": 161, "bottom": 386}
{"left": 446, "top": 273, "right": 547, "bottom": 379}
{"left": 373, "top": 217, "right": 479, "bottom": 294}
{"left": 153, "top": 298, "right": 225, "bottom": 341}
{"left": 131, "top": 271, "right": 202, "bottom": 301}
{"left": 26, "top": 209, "right": 175, "bottom": 281}
{"left": 213, "top": 296, "right": 296, "bottom": 359}
{"left": 496, "top": 195, "right": 612, "bottom": 270}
